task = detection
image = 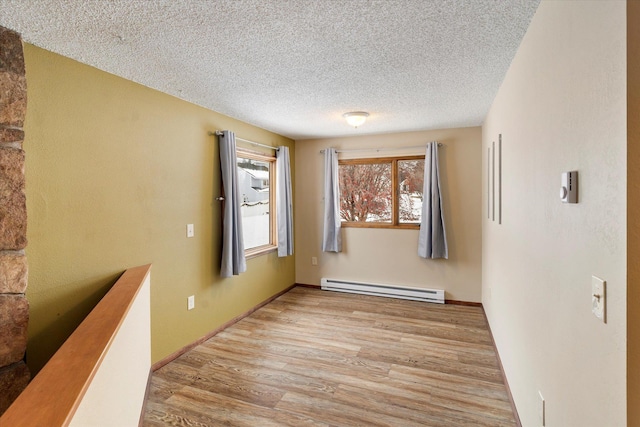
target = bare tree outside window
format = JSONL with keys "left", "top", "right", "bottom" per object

{"left": 338, "top": 156, "right": 425, "bottom": 228}
{"left": 398, "top": 159, "right": 425, "bottom": 224}
{"left": 339, "top": 162, "right": 391, "bottom": 222}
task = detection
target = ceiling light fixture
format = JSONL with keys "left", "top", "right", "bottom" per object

{"left": 343, "top": 111, "right": 369, "bottom": 128}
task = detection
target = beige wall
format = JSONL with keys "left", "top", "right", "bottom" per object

{"left": 628, "top": 1, "right": 640, "bottom": 424}
{"left": 295, "top": 127, "right": 482, "bottom": 302}
{"left": 23, "top": 44, "right": 295, "bottom": 373}
{"left": 69, "top": 271, "right": 150, "bottom": 427}
{"left": 482, "top": 1, "right": 626, "bottom": 426}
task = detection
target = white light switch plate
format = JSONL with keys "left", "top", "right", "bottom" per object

{"left": 187, "top": 295, "right": 195, "bottom": 310}
{"left": 592, "top": 276, "right": 606, "bottom": 323}
{"left": 186, "top": 224, "right": 195, "bottom": 238}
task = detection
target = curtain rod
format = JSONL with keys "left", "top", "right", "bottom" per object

{"left": 209, "top": 131, "right": 278, "bottom": 151}
{"left": 319, "top": 143, "right": 443, "bottom": 154}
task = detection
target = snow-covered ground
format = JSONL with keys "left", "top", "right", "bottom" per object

{"left": 241, "top": 202, "right": 270, "bottom": 249}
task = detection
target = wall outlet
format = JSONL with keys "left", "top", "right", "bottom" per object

{"left": 187, "top": 295, "right": 195, "bottom": 310}
{"left": 186, "top": 223, "right": 195, "bottom": 238}
{"left": 311, "top": 256, "right": 318, "bottom": 266}
{"left": 538, "top": 391, "right": 545, "bottom": 426}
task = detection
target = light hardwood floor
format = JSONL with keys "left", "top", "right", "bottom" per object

{"left": 142, "top": 287, "right": 517, "bottom": 427}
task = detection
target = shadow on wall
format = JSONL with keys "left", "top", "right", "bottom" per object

{"left": 27, "top": 271, "right": 122, "bottom": 374}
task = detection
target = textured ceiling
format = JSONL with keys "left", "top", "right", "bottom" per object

{"left": 0, "top": 0, "right": 540, "bottom": 140}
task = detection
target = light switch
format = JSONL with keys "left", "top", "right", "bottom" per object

{"left": 186, "top": 224, "right": 195, "bottom": 238}
{"left": 592, "top": 276, "right": 606, "bottom": 323}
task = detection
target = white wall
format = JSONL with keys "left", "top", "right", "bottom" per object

{"left": 482, "top": 1, "right": 626, "bottom": 426}
{"left": 295, "top": 127, "right": 482, "bottom": 302}
{"left": 69, "top": 272, "right": 151, "bottom": 427}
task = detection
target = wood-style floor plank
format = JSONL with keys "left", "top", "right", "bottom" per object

{"left": 142, "top": 287, "right": 516, "bottom": 426}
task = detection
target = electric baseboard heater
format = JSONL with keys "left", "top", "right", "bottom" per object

{"left": 321, "top": 278, "right": 445, "bottom": 304}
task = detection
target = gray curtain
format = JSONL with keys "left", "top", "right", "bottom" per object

{"left": 322, "top": 148, "right": 342, "bottom": 252}
{"left": 218, "top": 131, "right": 247, "bottom": 277}
{"left": 418, "top": 142, "right": 448, "bottom": 259}
{"left": 276, "top": 146, "right": 294, "bottom": 257}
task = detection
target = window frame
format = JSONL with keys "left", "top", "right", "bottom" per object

{"left": 236, "top": 148, "right": 277, "bottom": 258}
{"left": 339, "top": 155, "right": 425, "bottom": 230}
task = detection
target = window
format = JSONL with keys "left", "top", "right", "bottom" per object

{"left": 339, "top": 156, "right": 425, "bottom": 229}
{"left": 236, "top": 149, "right": 276, "bottom": 256}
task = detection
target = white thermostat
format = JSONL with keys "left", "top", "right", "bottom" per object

{"left": 560, "top": 171, "right": 578, "bottom": 203}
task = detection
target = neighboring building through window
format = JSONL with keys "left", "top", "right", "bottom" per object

{"left": 339, "top": 156, "right": 425, "bottom": 229}
{"left": 236, "top": 149, "right": 276, "bottom": 256}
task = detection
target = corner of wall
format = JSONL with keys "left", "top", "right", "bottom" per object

{"left": 627, "top": 1, "right": 640, "bottom": 424}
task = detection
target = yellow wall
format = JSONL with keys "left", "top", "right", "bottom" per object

{"left": 483, "top": 1, "right": 626, "bottom": 425}
{"left": 294, "top": 127, "right": 482, "bottom": 302}
{"left": 23, "top": 44, "right": 295, "bottom": 373}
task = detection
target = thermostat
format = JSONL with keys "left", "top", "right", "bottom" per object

{"left": 560, "top": 171, "right": 578, "bottom": 203}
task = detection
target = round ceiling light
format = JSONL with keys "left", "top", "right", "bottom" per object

{"left": 342, "top": 111, "right": 369, "bottom": 128}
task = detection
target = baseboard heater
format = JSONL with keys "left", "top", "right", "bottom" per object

{"left": 321, "top": 278, "right": 445, "bottom": 304}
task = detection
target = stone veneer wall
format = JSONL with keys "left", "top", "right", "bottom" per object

{"left": 0, "top": 26, "right": 30, "bottom": 414}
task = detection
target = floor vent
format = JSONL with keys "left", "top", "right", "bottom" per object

{"left": 320, "top": 278, "right": 445, "bottom": 304}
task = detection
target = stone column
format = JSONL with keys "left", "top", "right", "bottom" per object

{"left": 0, "top": 26, "right": 30, "bottom": 415}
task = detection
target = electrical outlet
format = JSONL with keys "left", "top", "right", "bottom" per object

{"left": 187, "top": 295, "right": 195, "bottom": 310}
{"left": 538, "top": 391, "right": 545, "bottom": 426}
{"left": 311, "top": 257, "right": 318, "bottom": 266}
{"left": 186, "top": 224, "right": 195, "bottom": 238}
{"left": 592, "top": 276, "right": 606, "bottom": 323}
